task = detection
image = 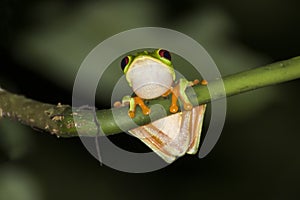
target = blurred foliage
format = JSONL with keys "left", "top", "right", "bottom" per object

{"left": 1, "top": 0, "right": 300, "bottom": 200}
{"left": 14, "top": 1, "right": 277, "bottom": 120}
{"left": 0, "top": 119, "right": 33, "bottom": 160}
{"left": 0, "top": 165, "right": 43, "bottom": 200}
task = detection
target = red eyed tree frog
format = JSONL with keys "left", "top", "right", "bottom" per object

{"left": 115, "top": 49, "right": 207, "bottom": 163}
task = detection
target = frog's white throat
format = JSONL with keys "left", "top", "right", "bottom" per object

{"left": 126, "top": 59, "right": 174, "bottom": 99}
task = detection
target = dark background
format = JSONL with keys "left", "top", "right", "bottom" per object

{"left": 1, "top": 0, "right": 300, "bottom": 199}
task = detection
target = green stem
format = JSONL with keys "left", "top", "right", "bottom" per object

{"left": 1, "top": 56, "right": 300, "bottom": 137}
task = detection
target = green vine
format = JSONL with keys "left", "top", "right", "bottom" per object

{"left": 0, "top": 56, "right": 300, "bottom": 137}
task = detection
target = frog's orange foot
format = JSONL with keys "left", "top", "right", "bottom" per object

{"left": 128, "top": 107, "right": 150, "bottom": 118}
{"left": 113, "top": 101, "right": 122, "bottom": 108}
{"left": 128, "top": 111, "right": 135, "bottom": 118}
{"left": 170, "top": 104, "right": 178, "bottom": 113}
{"left": 201, "top": 79, "right": 208, "bottom": 85}
{"left": 127, "top": 96, "right": 151, "bottom": 118}
{"left": 142, "top": 107, "right": 151, "bottom": 115}
{"left": 192, "top": 79, "right": 200, "bottom": 85}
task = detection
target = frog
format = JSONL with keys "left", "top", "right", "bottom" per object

{"left": 114, "top": 49, "right": 207, "bottom": 163}
{"left": 115, "top": 49, "right": 206, "bottom": 118}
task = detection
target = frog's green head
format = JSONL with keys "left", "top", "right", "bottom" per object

{"left": 120, "top": 49, "right": 176, "bottom": 99}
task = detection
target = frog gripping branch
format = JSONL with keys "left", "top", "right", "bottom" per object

{"left": 116, "top": 49, "right": 207, "bottom": 163}
{"left": 1, "top": 51, "right": 299, "bottom": 163}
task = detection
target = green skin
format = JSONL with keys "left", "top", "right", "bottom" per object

{"left": 121, "top": 49, "right": 195, "bottom": 116}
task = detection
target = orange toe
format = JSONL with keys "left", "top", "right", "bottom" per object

{"left": 170, "top": 105, "right": 178, "bottom": 113}
{"left": 193, "top": 79, "right": 200, "bottom": 85}
{"left": 128, "top": 111, "right": 135, "bottom": 118}
{"left": 142, "top": 108, "right": 151, "bottom": 115}
{"left": 201, "top": 79, "right": 208, "bottom": 85}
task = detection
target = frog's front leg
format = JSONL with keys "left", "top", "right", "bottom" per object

{"left": 114, "top": 95, "right": 150, "bottom": 118}
{"left": 128, "top": 96, "right": 150, "bottom": 118}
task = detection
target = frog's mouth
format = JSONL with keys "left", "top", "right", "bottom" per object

{"left": 126, "top": 59, "right": 174, "bottom": 99}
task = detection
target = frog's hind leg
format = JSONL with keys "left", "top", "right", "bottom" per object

{"left": 170, "top": 78, "right": 207, "bottom": 112}
{"left": 172, "top": 78, "right": 193, "bottom": 111}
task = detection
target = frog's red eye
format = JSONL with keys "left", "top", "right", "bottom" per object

{"left": 158, "top": 49, "right": 171, "bottom": 61}
{"left": 121, "top": 56, "right": 129, "bottom": 71}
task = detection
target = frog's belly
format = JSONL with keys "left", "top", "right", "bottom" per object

{"left": 134, "top": 84, "right": 169, "bottom": 99}
{"left": 126, "top": 60, "right": 174, "bottom": 99}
